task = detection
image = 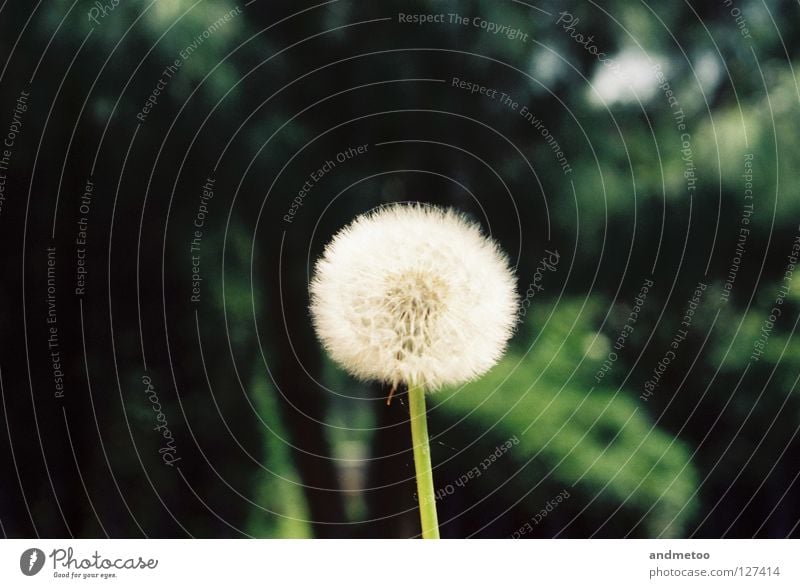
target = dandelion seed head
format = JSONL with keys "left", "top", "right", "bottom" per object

{"left": 310, "top": 204, "right": 518, "bottom": 391}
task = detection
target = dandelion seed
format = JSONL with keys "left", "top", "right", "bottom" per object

{"left": 310, "top": 203, "right": 518, "bottom": 391}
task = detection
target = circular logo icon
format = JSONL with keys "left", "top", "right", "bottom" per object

{"left": 20, "top": 548, "right": 45, "bottom": 576}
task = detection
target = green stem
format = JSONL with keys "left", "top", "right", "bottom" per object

{"left": 408, "top": 381, "right": 440, "bottom": 539}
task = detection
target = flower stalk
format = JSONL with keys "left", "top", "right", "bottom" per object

{"left": 408, "top": 381, "right": 439, "bottom": 539}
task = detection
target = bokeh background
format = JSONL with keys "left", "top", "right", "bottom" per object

{"left": 0, "top": 0, "right": 799, "bottom": 538}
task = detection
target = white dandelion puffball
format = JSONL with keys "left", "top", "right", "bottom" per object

{"left": 310, "top": 204, "right": 518, "bottom": 391}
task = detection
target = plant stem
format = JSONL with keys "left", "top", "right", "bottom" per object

{"left": 408, "top": 381, "right": 440, "bottom": 539}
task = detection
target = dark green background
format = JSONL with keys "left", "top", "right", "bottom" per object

{"left": 0, "top": 0, "right": 798, "bottom": 538}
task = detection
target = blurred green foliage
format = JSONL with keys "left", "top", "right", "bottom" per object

{"left": 0, "top": 0, "right": 798, "bottom": 539}
{"left": 434, "top": 301, "right": 698, "bottom": 537}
